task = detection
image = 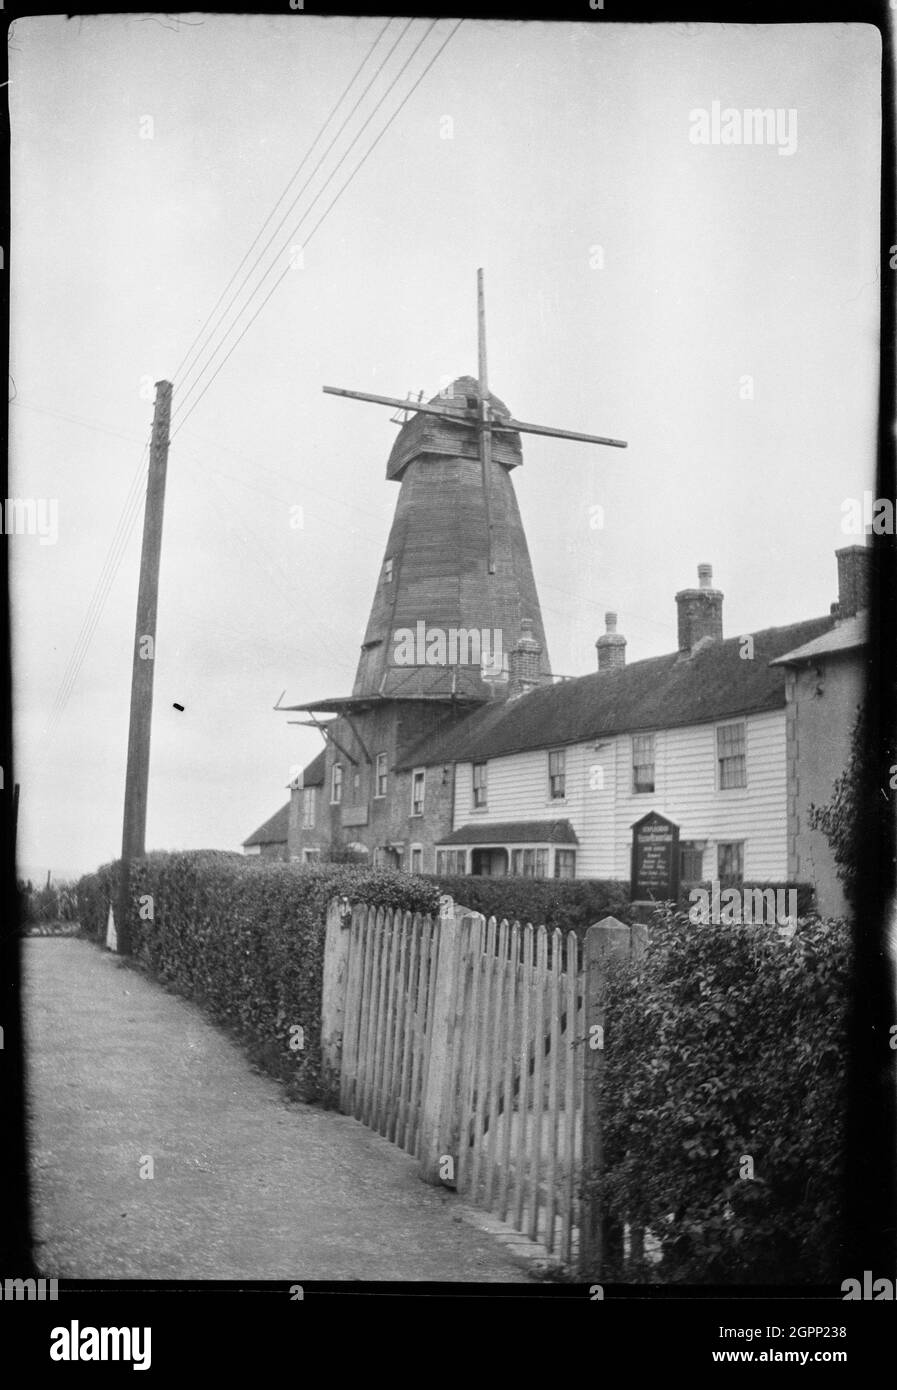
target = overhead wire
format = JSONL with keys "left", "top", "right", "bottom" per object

{"left": 35, "top": 19, "right": 464, "bottom": 745}
{"left": 171, "top": 15, "right": 396, "bottom": 391}
{"left": 196, "top": 463, "right": 357, "bottom": 677}
{"left": 34, "top": 21, "right": 416, "bottom": 745}
{"left": 41, "top": 445, "right": 151, "bottom": 746}
{"left": 12, "top": 395, "right": 146, "bottom": 446}
{"left": 43, "top": 465, "right": 148, "bottom": 737}
{"left": 176, "top": 421, "right": 395, "bottom": 530}
{"left": 170, "top": 19, "right": 462, "bottom": 439}
{"left": 170, "top": 18, "right": 439, "bottom": 427}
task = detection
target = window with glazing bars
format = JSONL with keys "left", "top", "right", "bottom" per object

{"left": 632, "top": 733, "right": 655, "bottom": 793}
{"left": 548, "top": 750, "right": 566, "bottom": 799}
{"left": 717, "top": 841, "right": 744, "bottom": 885}
{"left": 511, "top": 847, "right": 548, "bottom": 877}
{"left": 717, "top": 722, "right": 746, "bottom": 789}
{"left": 554, "top": 849, "right": 576, "bottom": 879}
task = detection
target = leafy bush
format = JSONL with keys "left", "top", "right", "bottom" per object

{"left": 75, "top": 853, "right": 440, "bottom": 1102}
{"left": 21, "top": 880, "right": 79, "bottom": 926}
{"left": 808, "top": 703, "right": 868, "bottom": 907}
{"left": 75, "top": 860, "right": 121, "bottom": 941}
{"left": 424, "top": 874, "right": 631, "bottom": 935}
{"left": 592, "top": 905, "right": 851, "bottom": 1284}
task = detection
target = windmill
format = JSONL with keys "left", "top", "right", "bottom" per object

{"left": 323, "top": 269, "right": 627, "bottom": 575}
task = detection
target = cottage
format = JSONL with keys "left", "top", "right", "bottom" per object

{"left": 241, "top": 802, "right": 290, "bottom": 861}
{"left": 771, "top": 545, "right": 870, "bottom": 916}
{"left": 397, "top": 563, "right": 839, "bottom": 887}
{"left": 252, "top": 284, "right": 869, "bottom": 909}
{"left": 264, "top": 543, "right": 870, "bottom": 914}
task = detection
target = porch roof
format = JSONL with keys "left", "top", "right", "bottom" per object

{"left": 436, "top": 819, "right": 578, "bottom": 847}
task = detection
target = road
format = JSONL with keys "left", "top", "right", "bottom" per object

{"left": 23, "top": 937, "right": 533, "bottom": 1282}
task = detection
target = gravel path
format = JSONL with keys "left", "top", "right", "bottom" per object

{"left": 23, "top": 938, "right": 532, "bottom": 1282}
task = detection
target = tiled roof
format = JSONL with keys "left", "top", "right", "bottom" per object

{"left": 301, "top": 749, "right": 326, "bottom": 788}
{"left": 770, "top": 612, "right": 868, "bottom": 664}
{"left": 399, "top": 615, "right": 834, "bottom": 769}
{"left": 242, "top": 801, "right": 290, "bottom": 847}
{"left": 437, "top": 819, "right": 579, "bottom": 846}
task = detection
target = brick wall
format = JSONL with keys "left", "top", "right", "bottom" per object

{"left": 289, "top": 700, "right": 469, "bottom": 870}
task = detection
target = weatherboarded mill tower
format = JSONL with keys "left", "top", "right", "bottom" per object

{"left": 281, "top": 271, "right": 626, "bottom": 868}
{"left": 352, "top": 373, "right": 551, "bottom": 702}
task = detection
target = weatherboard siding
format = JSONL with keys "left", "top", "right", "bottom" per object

{"left": 610, "top": 710, "right": 788, "bottom": 880}
{"left": 454, "top": 749, "right": 551, "bottom": 825}
{"left": 451, "top": 708, "right": 788, "bottom": 881}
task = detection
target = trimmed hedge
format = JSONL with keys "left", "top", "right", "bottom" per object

{"left": 592, "top": 905, "right": 850, "bottom": 1284}
{"left": 75, "top": 853, "right": 441, "bottom": 1102}
{"left": 425, "top": 874, "right": 631, "bottom": 935}
{"left": 676, "top": 880, "right": 816, "bottom": 919}
{"left": 76, "top": 859, "right": 122, "bottom": 942}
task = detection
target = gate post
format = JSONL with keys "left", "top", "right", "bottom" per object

{"left": 321, "top": 896, "right": 352, "bottom": 1098}
{"left": 418, "top": 898, "right": 468, "bottom": 1186}
{"left": 580, "top": 916, "right": 648, "bottom": 1279}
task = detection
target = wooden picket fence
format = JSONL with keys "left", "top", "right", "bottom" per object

{"left": 335, "top": 900, "right": 588, "bottom": 1265}
{"left": 339, "top": 905, "right": 441, "bottom": 1157}
{"left": 450, "top": 912, "right": 586, "bottom": 1263}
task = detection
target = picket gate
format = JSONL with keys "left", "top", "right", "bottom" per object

{"left": 339, "top": 904, "right": 441, "bottom": 1157}
{"left": 335, "top": 900, "right": 587, "bottom": 1264}
{"left": 448, "top": 912, "right": 586, "bottom": 1264}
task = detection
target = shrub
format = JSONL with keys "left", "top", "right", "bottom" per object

{"left": 75, "top": 860, "right": 120, "bottom": 941}
{"left": 424, "top": 874, "right": 631, "bottom": 936}
{"left": 676, "top": 881, "right": 816, "bottom": 919}
{"left": 19, "top": 879, "right": 79, "bottom": 927}
{"left": 591, "top": 905, "right": 851, "bottom": 1284}
{"left": 74, "top": 853, "right": 440, "bottom": 1102}
{"left": 808, "top": 703, "right": 869, "bottom": 907}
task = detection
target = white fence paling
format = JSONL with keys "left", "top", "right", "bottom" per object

{"left": 447, "top": 915, "right": 585, "bottom": 1263}
{"left": 340, "top": 904, "right": 442, "bottom": 1158}
{"left": 327, "top": 897, "right": 645, "bottom": 1275}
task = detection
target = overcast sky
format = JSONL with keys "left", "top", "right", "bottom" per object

{"left": 9, "top": 15, "right": 881, "bottom": 880}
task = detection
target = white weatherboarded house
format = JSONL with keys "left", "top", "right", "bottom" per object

{"left": 400, "top": 565, "right": 835, "bottom": 886}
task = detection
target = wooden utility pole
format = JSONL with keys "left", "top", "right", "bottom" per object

{"left": 116, "top": 380, "right": 173, "bottom": 955}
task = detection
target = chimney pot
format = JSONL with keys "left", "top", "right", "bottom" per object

{"left": 596, "top": 611, "right": 626, "bottom": 671}
{"left": 676, "top": 564, "right": 724, "bottom": 655}
{"left": 835, "top": 544, "right": 871, "bottom": 619}
{"left": 508, "top": 618, "right": 542, "bottom": 696}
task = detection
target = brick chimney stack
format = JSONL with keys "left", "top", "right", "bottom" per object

{"left": 835, "top": 544, "right": 871, "bottom": 619}
{"left": 508, "top": 618, "right": 542, "bottom": 697}
{"left": 596, "top": 611, "right": 626, "bottom": 671}
{"left": 675, "top": 563, "right": 724, "bottom": 656}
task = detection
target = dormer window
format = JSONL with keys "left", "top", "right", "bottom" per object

{"left": 384, "top": 558, "right": 393, "bottom": 583}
